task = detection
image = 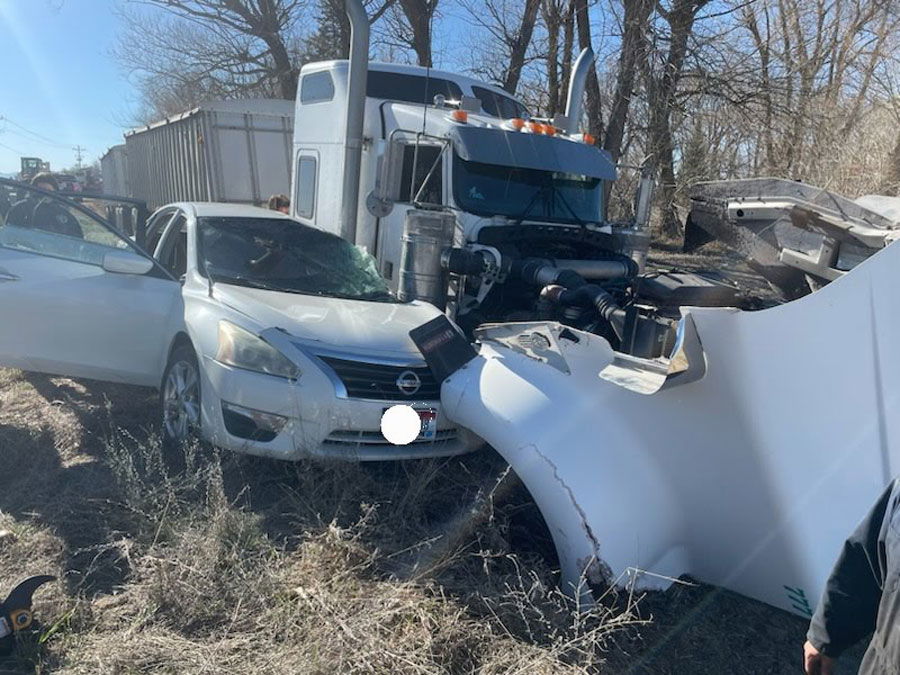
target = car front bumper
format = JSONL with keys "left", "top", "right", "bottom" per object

{"left": 199, "top": 357, "right": 481, "bottom": 461}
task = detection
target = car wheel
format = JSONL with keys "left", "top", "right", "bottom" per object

{"left": 160, "top": 344, "right": 201, "bottom": 447}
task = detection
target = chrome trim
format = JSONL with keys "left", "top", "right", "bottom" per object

{"left": 290, "top": 339, "right": 434, "bottom": 401}
{"left": 324, "top": 428, "right": 458, "bottom": 446}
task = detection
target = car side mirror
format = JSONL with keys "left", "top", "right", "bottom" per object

{"left": 102, "top": 250, "right": 154, "bottom": 275}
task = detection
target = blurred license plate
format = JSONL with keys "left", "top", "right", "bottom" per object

{"left": 384, "top": 406, "right": 437, "bottom": 440}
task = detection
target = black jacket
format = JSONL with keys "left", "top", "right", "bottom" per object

{"left": 808, "top": 478, "right": 900, "bottom": 673}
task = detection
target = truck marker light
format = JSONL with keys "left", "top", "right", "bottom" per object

{"left": 528, "top": 122, "right": 546, "bottom": 134}
{"left": 507, "top": 117, "right": 525, "bottom": 131}
{"left": 582, "top": 133, "right": 596, "bottom": 145}
{"left": 451, "top": 109, "right": 468, "bottom": 123}
{"left": 381, "top": 405, "right": 421, "bottom": 445}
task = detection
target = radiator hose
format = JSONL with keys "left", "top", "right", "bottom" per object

{"left": 540, "top": 283, "right": 626, "bottom": 339}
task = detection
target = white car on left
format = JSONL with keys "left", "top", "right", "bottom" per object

{"left": 0, "top": 179, "right": 479, "bottom": 461}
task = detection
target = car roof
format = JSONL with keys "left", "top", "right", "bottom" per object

{"left": 164, "top": 202, "right": 295, "bottom": 220}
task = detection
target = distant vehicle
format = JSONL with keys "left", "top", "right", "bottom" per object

{"left": 0, "top": 179, "right": 476, "bottom": 460}
{"left": 54, "top": 174, "right": 82, "bottom": 193}
{"left": 18, "top": 157, "right": 46, "bottom": 182}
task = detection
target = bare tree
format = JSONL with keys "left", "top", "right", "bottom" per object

{"left": 458, "top": 0, "right": 542, "bottom": 94}
{"left": 602, "top": 0, "right": 653, "bottom": 162}
{"left": 643, "top": 0, "right": 710, "bottom": 238}
{"left": 385, "top": 0, "right": 439, "bottom": 66}
{"left": 306, "top": 0, "right": 395, "bottom": 59}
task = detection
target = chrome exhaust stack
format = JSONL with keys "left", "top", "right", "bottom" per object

{"left": 339, "top": 0, "right": 369, "bottom": 245}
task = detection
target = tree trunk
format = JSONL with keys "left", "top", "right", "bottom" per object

{"left": 645, "top": 0, "right": 708, "bottom": 240}
{"left": 502, "top": 0, "right": 542, "bottom": 94}
{"left": 602, "top": 0, "right": 653, "bottom": 162}
{"left": 542, "top": 1, "right": 562, "bottom": 116}
{"left": 398, "top": 0, "right": 435, "bottom": 67}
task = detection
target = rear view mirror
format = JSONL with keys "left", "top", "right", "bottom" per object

{"left": 102, "top": 250, "right": 154, "bottom": 275}
{"left": 367, "top": 139, "right": 401, "bottom": 217}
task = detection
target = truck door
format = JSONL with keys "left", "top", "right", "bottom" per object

{"left": 0, "top": 181, "right": 181, "bottom": 386}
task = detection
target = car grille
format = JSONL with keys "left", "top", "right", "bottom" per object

{"left": 323, "top": 429, "right": 458, "bottom": 447}
{"left": 317, "top": 356, "right": 441, "bottom": 401}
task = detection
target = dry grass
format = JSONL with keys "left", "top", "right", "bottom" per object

{"left": 0, "top": 369, "right": 648, "bottom": 674}
{"left": 0, "top": 364, "right": 839, "bottom": 673}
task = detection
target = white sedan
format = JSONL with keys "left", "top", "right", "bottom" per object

{"left": 0, "top": 179, "right": 478, "bottom": 460}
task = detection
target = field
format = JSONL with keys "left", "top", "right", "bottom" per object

{"left": 0, "top": 246, "right": 868, "bottom": 673}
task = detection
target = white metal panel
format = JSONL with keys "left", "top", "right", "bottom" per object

{"left": 442, "top": 238, "right": 900, "bottom": 617}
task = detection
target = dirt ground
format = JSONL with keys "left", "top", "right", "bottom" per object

{"left": 0, "top": 244, "right": 870, "bottom": 673}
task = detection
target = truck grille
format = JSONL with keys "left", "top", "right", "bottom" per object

{"left": 317, "top": 356, "right": 441, "bottom": 401}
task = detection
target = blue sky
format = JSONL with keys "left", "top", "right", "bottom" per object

{"left": 0, "top": 0, "right": 136, "bottom": 174}
{"left": 0, "top": 0, "right": 616, "bottom": 175}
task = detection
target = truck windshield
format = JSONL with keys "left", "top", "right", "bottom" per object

{"left": 198, "top": 217, "right": 398, "bottom": 303}
{"left": 452, "top": 154, "right": 603, "bottom": 224}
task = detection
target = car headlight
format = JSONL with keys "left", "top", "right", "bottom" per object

{"left": 215, "top": 321, "right": 300, "bottom": 380}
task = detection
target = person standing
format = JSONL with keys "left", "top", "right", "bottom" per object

{"left": 804, "top": 477, "right": 900, "bottom": 674}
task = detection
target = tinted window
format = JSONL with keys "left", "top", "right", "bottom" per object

{"left": 300, "top": 71, "right": 335, "bottom": 104}
{"left": 453, "top": 154, "right": 603, "bottom": 225}
{"left": 399, "top": 145, "right": 442, "bottom": 204}
{"left": 367, "top": 71, "right": 463, "bottom": 105}
{"left": 295, "top": 156, "right": 317, "bottom": 219}
{"left": 471, "top": 86, "right": 528, "bottom": 119}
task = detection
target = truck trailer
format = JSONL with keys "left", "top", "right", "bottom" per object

{"left": 124, "top": 99, "right": 294, "bottom": 209}
{"left": 100, "top": 144, "right": 129, "bottom": 197}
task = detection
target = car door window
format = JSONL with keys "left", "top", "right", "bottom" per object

{"left": 0, "top": 182, "right": 138, "bottom": 267}
{"left": 145, "top": 208, "right": 177, "bottom": 254}
{"left": 157, "top": 214, "right": 188, "bottom": 278}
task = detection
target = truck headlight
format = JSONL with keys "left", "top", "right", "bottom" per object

{"left": 215, "top": 321, "right": 300, "bottom": 380}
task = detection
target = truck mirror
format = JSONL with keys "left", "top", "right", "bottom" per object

{"left": 367, "top": 139, "right": 403, "bottom": 217}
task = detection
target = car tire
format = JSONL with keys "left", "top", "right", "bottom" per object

{"left": 160, "top": 344, "right": 202, "bottom": 449}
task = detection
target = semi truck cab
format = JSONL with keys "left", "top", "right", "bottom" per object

{"left": 291, "top": 59, "right": 650, "bottom": 339}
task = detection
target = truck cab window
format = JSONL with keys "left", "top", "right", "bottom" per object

{"left": 367, "top": 71, "right": 462, "bottom": 105}
{"left": 399, "top": 145, "right": 442, "bottom": 205}
{"left": 295, "top": 156, "right": 317, "bottom": 219}
{"left": 471, "top": 86, "right": 528, "bottom": 119}
{"left": 300, "top": 71, "right": 335, "bottom": 104}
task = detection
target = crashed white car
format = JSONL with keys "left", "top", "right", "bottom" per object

{"left": 0, "top": 179, "right": 476, "bottom": 460}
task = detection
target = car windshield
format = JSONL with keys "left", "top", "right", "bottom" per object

{"left": 197, "top": 216, "right": 398, "bottom": 303}
{"left": 452, "top": 154, "right": 603, "bottom": 225}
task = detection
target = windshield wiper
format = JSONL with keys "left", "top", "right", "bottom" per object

{"left": 512, "top": 185, "right": 549, "bottom": 225}
{"left": 218, "top": 276, "right": 287, "bottom": 292}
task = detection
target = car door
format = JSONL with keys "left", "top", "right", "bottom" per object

{"left": 0, "top": 180, "right": 182, "bottom": 386}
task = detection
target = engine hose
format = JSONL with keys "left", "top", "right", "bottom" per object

{"left": 540, "top": 283, "right": 626, "bottom": 340}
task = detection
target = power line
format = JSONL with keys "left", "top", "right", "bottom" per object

{"left": 0, "top": 140, "right": 27, "bottom": 155}
{"left": 0, "top": 126, "right": 71, "bottom": 150}
{"left": 0, "top": 115, "right": 72, "bottom": 149}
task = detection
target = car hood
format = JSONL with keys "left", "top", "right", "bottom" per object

{"left": 215, "top": 284, "right": 442, "bottom": 358}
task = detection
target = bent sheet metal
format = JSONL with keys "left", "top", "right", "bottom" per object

{"left": 440, "top": 237, "right": 900, "bottom": 616}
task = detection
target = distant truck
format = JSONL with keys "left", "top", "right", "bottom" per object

{"left": 122, "top": 99, "right": 294, "bottom": 209}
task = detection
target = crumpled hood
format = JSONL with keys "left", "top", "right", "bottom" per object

{"left": 215, "top": 284, "right": 442, "bottom": 357}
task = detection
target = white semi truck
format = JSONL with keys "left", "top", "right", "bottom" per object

{"left": 288, "top": 22, "right": 701, "bottom": 359}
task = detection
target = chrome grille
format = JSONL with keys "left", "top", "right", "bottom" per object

{"left": 317, "top": 356, "right": 440, "bottom": 401}
{"left": 323, "top": 428, "right": 458, "bottom": 447}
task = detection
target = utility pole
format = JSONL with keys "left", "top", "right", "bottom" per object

{"left": 73, "top": 145, "right": 85, "bottom": 169}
